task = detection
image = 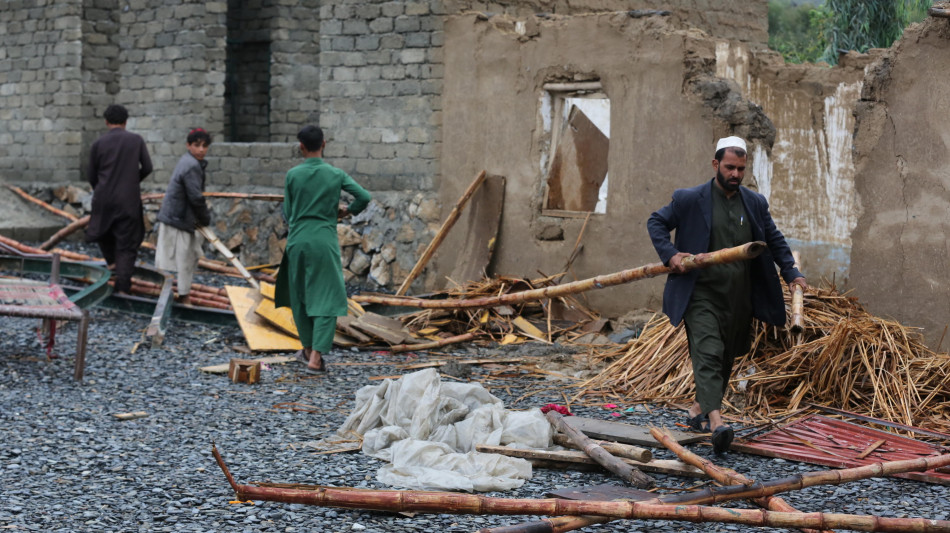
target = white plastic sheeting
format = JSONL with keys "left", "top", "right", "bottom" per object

{"left": 336, "top": 368, "right": 553, "bottom": 492}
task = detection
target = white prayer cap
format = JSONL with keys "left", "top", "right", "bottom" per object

{"left": 716, "top": 136, "right": 747, "bottom": 153}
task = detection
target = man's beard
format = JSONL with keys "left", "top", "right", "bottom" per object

{"left": 716, "top": 169, "right": 741, "bottom": 192}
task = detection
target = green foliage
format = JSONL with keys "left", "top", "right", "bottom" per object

{"left": 768, "top": 0, "right": 829, "bottom": 64}
{"left": 768, "top": 0, "right": 933, "bottom": 65}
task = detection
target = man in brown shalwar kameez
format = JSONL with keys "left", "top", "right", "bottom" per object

{"left": 86, "top": 104, "right": 153, "bottom": 294}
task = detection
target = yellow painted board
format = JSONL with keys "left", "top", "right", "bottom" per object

{"left": 259, "top": 281, "right": 276, "bottom": 300}
{"left": 225, "top": 285, "right": 302, "bottom": 352}
{"left": 512, "top": 316, "right": 550, "bottom": 343}
{"left": 254, "top": 295, "right": 300, "bottom": 338}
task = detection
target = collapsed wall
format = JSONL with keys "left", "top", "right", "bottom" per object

{"left": 714, "top": 43, "right": 876, "bottom": 284}
{"left": 437, "top": 12, "right": 775, "bottom": 315}
{"left": 849, "top": 16, "right": 950, "bottom": 348}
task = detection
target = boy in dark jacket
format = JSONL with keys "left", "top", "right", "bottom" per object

{"left": 155, "top": 128, "right": 212, "bottom": 304}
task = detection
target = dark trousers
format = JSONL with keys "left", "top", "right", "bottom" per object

{"left": 97, "top": 232, "right": 139, "bottom": 294}
{"left": 683, "top": 307, "right": 752, "bottom": 414}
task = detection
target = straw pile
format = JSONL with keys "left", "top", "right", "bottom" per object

{"left": 398, "top": 273, "right": 600, "bottom": 345}
{"left": 576, "top": 285, "right": 950, "bottom": 433}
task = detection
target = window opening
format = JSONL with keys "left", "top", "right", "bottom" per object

{"left": 540, "top": 82, "right": 610, "bottom": 216}
{"left": 225, "top": 1, "right": 271, "bottom": 142}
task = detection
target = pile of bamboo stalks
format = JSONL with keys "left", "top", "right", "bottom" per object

{"left": 576, "top": 285, "right": 950, "bottom": 433}
{"left": 391, "top": 273, "right": 601, "bottom": 347}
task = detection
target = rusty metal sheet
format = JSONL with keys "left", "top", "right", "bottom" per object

{"left": 733, "top": 414, "right": 950, "bottom": 485}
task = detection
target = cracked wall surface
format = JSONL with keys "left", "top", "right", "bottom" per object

{"left": 850, "top": 17, "right": 950, "bottom": 348}
{"left": 439, "top": 12, "right": 775, "bottom": 315}
{"left": 714, "top": 43, "right": 874, "bottom": 284}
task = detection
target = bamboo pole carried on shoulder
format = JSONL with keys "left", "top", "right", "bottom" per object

{"left": 544, "top": 410, "right": 654, "bottom": 488}
{"left": 213, "top": 443, "right": 950, "bottom": 532}
{"left": 357, "top": 241, "right": 766, "bottom": 310}
{"left": 396, "top": 170, "right": 487, "bottom": 296}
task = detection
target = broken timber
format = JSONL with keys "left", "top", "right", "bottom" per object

{"left": 396, "top": 170, "right": 487, "bottom": 296}
{"left": 545, "top": 410, "right": 654, "bottom": 488}
{"left": 482, "top": 443, "right": 950, "bottom": 533}
{"left": 552, "top": 433, "right": 652, "bottom": 463}
{"left": 354, "top": 241, "right": 766, "bottom": 309}
{"left": 197, "top": 225, "right": 259, "bottom": 290}
{"left": 473, "top": 445, "right": 701, "bottom": 478}
{"left": 212, "top": 443, "right": 950, "bottom": 532}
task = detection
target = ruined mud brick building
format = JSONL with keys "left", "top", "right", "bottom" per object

{"left": 2, "top": 1, "right": 949, "bottom": 347}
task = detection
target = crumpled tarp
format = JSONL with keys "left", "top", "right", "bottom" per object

{"left": 336, "top": 368, "right": 553, "bottom": 492}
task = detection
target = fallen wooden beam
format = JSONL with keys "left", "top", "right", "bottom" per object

{"left": 474, "top": 444, "right": 702, "bottom": 478}
{"left": 396, "top": 170, "right": 487, "bottom": 296}
{"left": 545, "top": 410, "right": 654, "bottom": 488}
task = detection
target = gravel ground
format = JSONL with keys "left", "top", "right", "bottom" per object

{"left": 1, "top": 272, "right": 948, "bottom": 532}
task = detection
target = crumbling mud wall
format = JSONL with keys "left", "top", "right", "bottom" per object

{"left": 714, "top": 43, "right": 876, "bottom": 284}
{"left": 445, "top": 0, "right": 769, "bottom": 44}
{"left": 438, "top": 12, "right": 775, "bottom": 315}
{"left": 849, "top": 17, "right": 950, "bottom": 348}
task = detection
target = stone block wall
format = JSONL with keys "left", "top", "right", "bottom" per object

{"left": 0, "top": 1, "right": 86, "bottom": 183}
{"left": 316, "top": 0, "right": 444, "bottom": 192}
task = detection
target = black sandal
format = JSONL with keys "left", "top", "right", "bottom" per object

{"left": 685, "top": 413, "right": 710, "bottom": 433}
{"left": 712, "top": 425, "right": 734, "bottom": 455}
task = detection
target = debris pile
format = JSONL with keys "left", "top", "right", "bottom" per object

{"left": 577, "top": 285, "right": 950, "bottom": 433}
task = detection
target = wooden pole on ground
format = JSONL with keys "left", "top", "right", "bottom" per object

{"left": 212, "top": 444, "right": 950, "bottom": 532}
{"left": 39, "top": 215, "right": 90, "bottom": 250}
{"left": 5, "top": 185, "right": 78, "bottom": 221}
{"left": 395, "top": 170, "right": 487, "bottom": 296}
{"left": 544, "top": 410, "right": 654, "bottom": 488}
{"left": 356, "top": 241, "right": 766, "bottom": 310}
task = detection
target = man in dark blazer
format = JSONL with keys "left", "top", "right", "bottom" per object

{"left": 647, "top": 136, "right": 806, "bottom": 455}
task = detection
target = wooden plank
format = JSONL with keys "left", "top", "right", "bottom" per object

{"left": 475, "top": 444, "right": 704, "bottom": 478}
{"left": 348, "top": 312, "right": 416, "bottom": 345}
{"left": 562, "top": 416, "right": 704, "bottom": 447}
{"left": 336, "top": 315, "right": 373, "bottom": 343}
{"left": 253, "top": 294, "right": 299, "bottom": 338}
{"left": 259, "top": 281, "right": 275, "bottom": 300}
{"left": 544, "top": 105, "right": 609, "bottom": 212}
{"left": 199, "top": 354, "right": 294, "bottom": 374}
{"left": 441, "top": 174, "right": 505, "bottom": 290}
{"left": 512, "top": 316, "right": 550, "bottom": 344}
{"left": 225, "top": 285, "right": 302, "bottom": 352}
{"left": 396, "top": 170, "right": 488, "bottom": 295}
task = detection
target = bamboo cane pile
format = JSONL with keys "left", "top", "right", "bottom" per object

{"left": 393, "top": 273, "right": 600, "bottom": 347}
{"left": 575, "top": 285, "right": 950, "bottom": 433}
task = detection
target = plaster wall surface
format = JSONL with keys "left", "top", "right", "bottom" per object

{"left": 439, "top": 13, "right": 733, "bottom": 315}
{"left": 713, "top": 42, "right": 874, "bottom": 284}
{"left": 446, "top": 0, "right": 769, "bottom": 44}
{"left": 849, "top": 17, "right": 950, "bottom": 348}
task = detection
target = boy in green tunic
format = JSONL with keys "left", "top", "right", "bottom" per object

{"left": 275, "top": 126, "right": 372, "bottom": 372}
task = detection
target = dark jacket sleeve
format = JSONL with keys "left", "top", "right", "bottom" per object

{"left": 138, "top": 138, "right": 153, "bottom": 181}
{"left": 756, "top": 196, "right": 803, "bottom": 283}
{"left": 88, "top": 141, "right": 100, "bottom": 188}
{"left": 647, "top": 197, "right": 681, "bottom": 266}
{"left": 181, "top": 164, "right": 211, "bottom": 227}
